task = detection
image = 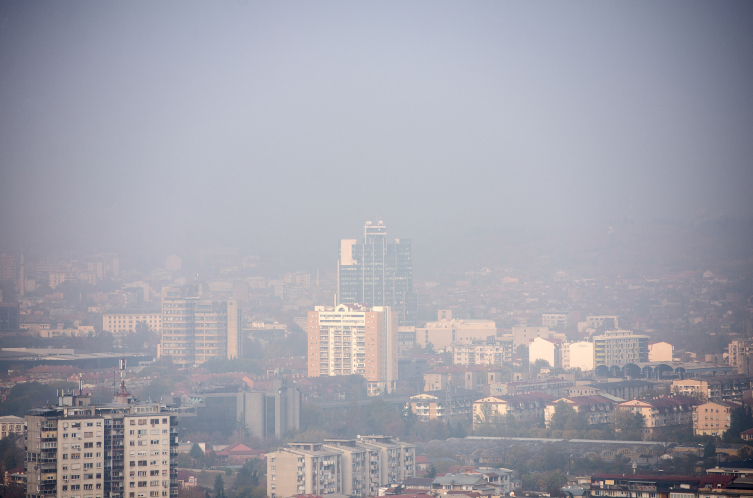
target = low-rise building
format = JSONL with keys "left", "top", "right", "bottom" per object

{"left": 423, "top": 365, "right": 505, "bottom": 392}
{"left": 417, "top": 318, "right": 497, "bottom": 350}
{"left": 472, "top": 393, "right": 554, "bottom": 428}
{"left": 544, "top": 395, "right": 618, "bottom": 426}
{"left": 409, "top": 390, "right": 480, "bottom": 422}
{"left": 615, "top": 395, "right": 701, "bottom": 438}
{"left": 485, "top": 377, "right": 573, "bottom": 397}
{"left": 0, "top": 415, "right": 25, "bottom": 438}
{"left": 693, "top": 401, "right": 740, "bottom": 437}
{"left": 672, "top": 375, "right": 753, "bottom": 402}
{"left": 591, "top": 380, "right": 653, "bottom": 400}
{"left": 103, "top": 310, "right": 163, "bottom": 334}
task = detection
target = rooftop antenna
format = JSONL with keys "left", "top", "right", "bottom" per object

{"left": 114, "top": 358, "right": 134, "bottom": 403}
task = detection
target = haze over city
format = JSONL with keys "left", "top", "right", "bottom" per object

{"left": 1, "top": 1, "right": 752, "bottom": 272}
{"left": 1, "top": 3, "right": 753, "bottom": 498}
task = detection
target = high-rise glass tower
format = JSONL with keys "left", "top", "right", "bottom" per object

{"left": 337, "top": 220, "right": 417, "bottom": 326}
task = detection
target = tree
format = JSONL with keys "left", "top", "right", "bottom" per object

{"left": 615, "top": 410, "right": 645, "bottom": 440}
{"left": 214, "top": 474, "right": 226, "bottom": 498}
{"left": 401, "top": 402, "right": 418, "bottom": 436}
{"left": 531, "top": 359, "right": 551, "bottom": 375}
{"left": 704, "top": 440, "right": 716, "bottom": 459}
{"left": 189, "top": 443, "right": 204, "bottom": 467}
{"left": 426, "top": 464, "right": 437, "bottom": 478}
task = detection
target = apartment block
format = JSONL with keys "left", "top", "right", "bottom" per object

{"left": 416, "top": 318, "right": 497, "bottom": 350}
{"left": 729, "top": 340, "right": 753, "bottom": 372}
{"left": 671, "top": 375, "right": 753, "bottom": 402}
{"left": 267, "top": 436, "right": 415, "bottom": 498}
{"left": 321, "top": 440, "right": 380, "bottom": 497}
{"left": 159, "top": 286, "right": 241, "bottom": 367}
{"left": 409, "top": 390, "right": 479, "bottom": 422}
{"left": 307, "top": 304, "right": 397, "bottom": 396}
{"left": 103, "top": 311, "right": 162, "bottom": 335}
{"left": 25, "top": 390, "right": 178, "bottom": 498}
{"left": 267, "top": 442, "right": 343, "bottom": 497}
{"left": 615, "top": 395, "right": 700, "bottom": 439}
{"left": 693, "top": 401, "right": 739, "bottom": 437}
{"left": 423, "top": 365, "right": 505, "bottom": 392}
{"left": 544, "top": 395, "right": 617, "bottom": 426}
{"left": 542, "top": 313, "right": 568, "bottom": 328}
{"left": 358, "top": 435, "right": 415, "bottom": 485}
{"left": 472, "top": 393, "right": 554, "bottom": 429}
{"left": 593, "top": 330, "right": 649, "bottom": 367}
{"left": 450, "top": 339, "right": 513, "bottom": 366}
{"left": 586, "top": 315, "right": 619, "bottom": 330}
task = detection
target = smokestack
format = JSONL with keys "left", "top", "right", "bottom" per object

{"left": 79, "top": 379, "right": 83, "bottom": 394}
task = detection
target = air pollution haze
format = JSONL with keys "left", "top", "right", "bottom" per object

{"left": 1, "top": 1, "right": 752, "bottom": 272}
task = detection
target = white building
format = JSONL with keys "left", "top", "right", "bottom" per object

{"left": 450, "top": 340, "right": 514, "bottom": 366}
{"left": 416, "top": 318, "right": 497, "bottom": 350}
{"left": 529, "top": 337, "right": 562, "bottom": 369}
{"left": 563, "top": 341, "right": 595, "bottom": 371}
{"left": 648, "top": 342, "right": 674, "bottom": 362}
{"left": 308, "top": 304, "right": 397, "bottom": 396}
{"left": 593, "top": 330, "right": 649, "bottom": 367}
{"left": 0, "top": 415, "right": 24, "bottom": 438}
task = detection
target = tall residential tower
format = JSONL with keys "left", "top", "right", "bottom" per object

{"left": 337, "top": 221, "right": 416, "bottom": 326}
{"left": 308, "top": 304, "right": 398, "bottom": 396}
{"left": 159, "top": 286, "right": 241, "bottom": 367}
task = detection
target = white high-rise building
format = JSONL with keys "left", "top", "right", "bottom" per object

{"left": 593, "top": 330, "right": 649, "bottom": 367}
{"left": 307, "top": 304, "right": 397, "bottom": 396}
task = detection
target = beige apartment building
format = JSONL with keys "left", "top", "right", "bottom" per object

{"left": 586, "top": 315, "right": 619, "bottom": 330}
{"left": 671, "top": 375, "right": 753, "bottom": 402}
{"left": 267, "top": 436, "right": 415, "bottom": 498}
{"left": 693, "top": 401, "right": 738, "bottom": 436}
{"left": 729, "top": 340, "right": 753, "bottom": 372}
{"left": 544, "top": 395, "right": 617, "bottom": 427}
{"left": 307, "top": 304, "right": 397, "bottom": 396}
{"left": 25, "top": 390, "right": 178, "bottom": 498}
{"left": 472, "top": 393, "right": 552, "bottom": 429}
{"left": 103, "top": 311, "right": 163, "bottom": 335}
{"left": 614, "top": 395, "right": 700, "bottom": 439}
{"left": 159, "top": 286, "right": 241, "bottom": 367}
{"left": 322, "top": 440, "right": 380, "bottom": 497}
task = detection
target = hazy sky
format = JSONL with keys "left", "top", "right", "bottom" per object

{"left": 1, "top": 1, "right": 752, "bottom": 269}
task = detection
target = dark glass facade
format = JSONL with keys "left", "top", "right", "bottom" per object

{"left": 338, "top": 222, "right": 417, "bottom": 326}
